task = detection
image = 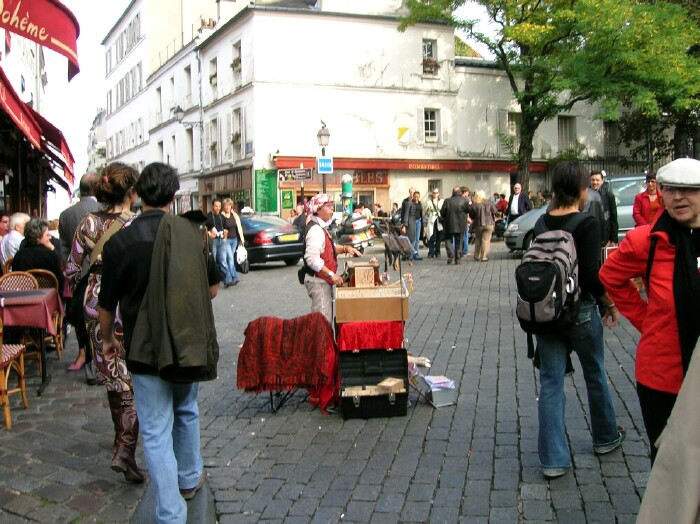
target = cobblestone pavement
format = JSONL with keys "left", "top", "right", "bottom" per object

{"left": 0, "top": 240, "right": 649, "bottom": 523}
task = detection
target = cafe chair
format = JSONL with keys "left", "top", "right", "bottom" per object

{"left": 0, "top": 272, "right": 41, "bottom": 376}
{"left": 0, "top": 271, "right": 39, "bottom": 291}
{"left": 27, "top": 270, "right": 63, "bottom": 361}
{"left": 0, "top": 317, "right": 28, "bottom": 429}
{"left": 2, "top": 257, "right": 13, "bottom": 275}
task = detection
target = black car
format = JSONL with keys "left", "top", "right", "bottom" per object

{"left": 239, "top": 215, "right": 303, "bottom": 267}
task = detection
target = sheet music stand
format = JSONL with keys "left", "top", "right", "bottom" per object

{"left": 383, "top": 234, "right": 415, "bottom": 278}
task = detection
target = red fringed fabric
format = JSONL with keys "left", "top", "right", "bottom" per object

{"left": 336, "top": 321, "right": 404, "bottom": 351}
{"left": 237, "top": 312, "right": 338, "bottom": 413}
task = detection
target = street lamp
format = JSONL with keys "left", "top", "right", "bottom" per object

{"left": 172, "top": 105, "right": 201, "bottom": 128}
{"left": 317, "top": 121, "right": 330, "bottom": 193}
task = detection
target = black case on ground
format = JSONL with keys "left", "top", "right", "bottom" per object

{"left": 339, "top": 348, "right": 408, "bottom": 420}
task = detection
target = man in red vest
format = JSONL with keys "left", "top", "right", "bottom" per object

{"left": 301, "top": 194, "right": 361, "bottom": 323}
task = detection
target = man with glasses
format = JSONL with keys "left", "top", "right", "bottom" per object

{"left": 601, "top": 158, "right": 700, "bottom": 472}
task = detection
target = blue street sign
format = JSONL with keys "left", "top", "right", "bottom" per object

{"left": 317, "top": 156, "right": 334, "bottom": 174}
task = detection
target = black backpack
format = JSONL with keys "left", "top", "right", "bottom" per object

{"left": 515, "top": 213, "right": 589, "bottom": 358}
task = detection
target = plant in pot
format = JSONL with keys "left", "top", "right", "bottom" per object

{"left": 209, "top": 73, "right": 218, "bottom": 86}
{"left": 210, "top": 141, "right": 218, "bottom": 154}
{"left": 231, "top": 132, "right": 241, "bottom": 145}
{"left": 231, "top": 57, "right": 241, "bottom": 72}
{"left": 422, "top": 58, "right": 438, "bottom": 74}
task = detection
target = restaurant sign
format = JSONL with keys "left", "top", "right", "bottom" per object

{"left": 0, "top": 0, "right": 80, "bottom": 80}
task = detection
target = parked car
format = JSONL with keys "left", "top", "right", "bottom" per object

{"left": 504, "top": 207, "right": 547, "bottom": 251}
{"left": 239, "top": 214, "right": 303, "bottom": 267}
{"left": 605, "top": 173, "right": 646, "bottom": 242}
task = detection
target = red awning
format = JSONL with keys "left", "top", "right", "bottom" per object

{"left": 26, "top": 105, "right": 75, "bottom": 185}
{"left": 0, "top": 0, "right": 80, "bottom": 80}
{"left": 0, "top": 67, "right": 42, "bottom": 149}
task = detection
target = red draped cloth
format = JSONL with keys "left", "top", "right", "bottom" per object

{"left": 237, "top": 312, "right": 338, "bottom": 413}
{"left": 336, "top": 321, "right": 404, "bottom": 351}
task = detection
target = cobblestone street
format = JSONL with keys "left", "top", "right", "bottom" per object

{"left": 0, "top": 240, "right": 649, "bottom": 523}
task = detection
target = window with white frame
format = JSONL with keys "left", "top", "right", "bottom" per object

{"left": 558, "top": 116, "right": 577, "bottom": 152}
{"left": 422, "top": 39, "right": 438, "bottom": 74}
{"left": 424, "top": 109, "right": 439, "bottom": 143}
{"left": 184, "top": 65, "right": 192, "bottom": 107}
{"left": 232, "top": 42, "right": 242, "bottom": 76}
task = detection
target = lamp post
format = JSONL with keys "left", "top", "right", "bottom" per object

{"left": 317, "top": 122, "right": 330, "bottom": 193}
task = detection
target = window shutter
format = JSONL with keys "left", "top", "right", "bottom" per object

{"left": 416, "top": 109, "right": 424, "bottom": 144}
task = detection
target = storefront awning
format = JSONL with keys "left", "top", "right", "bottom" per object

{"left": 26, "top": 104, "right": 75, "bottom": 185}
{"left": 0, "top": 67, "right": 42, "bottom": 149}
{"left": 0, "top": 0, "right": 80, "bottom": 80}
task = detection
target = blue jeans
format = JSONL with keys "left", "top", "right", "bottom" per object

{"left": 535, "top": 300, "right": 619, "bottom": 469}
{"left": 219, "top": 238, "right": 239, "bottom": 284}
{"left": 462, "top": 225, "right": 469, "bottom": 255}
{"left": 412, "top": 218, "right": 422, "bottom": 258}
{"left": 131, "top": 374, "right": 203, "bottom": 524}
{"left": 211, "top": 237, "right": 224, "bottom": 275}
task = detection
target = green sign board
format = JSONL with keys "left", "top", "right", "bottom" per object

{"left": 281, "top": 190, "right": 294, "bottom": 210}
{"left": 254, "top": 170, "right": 278, "bottom": 213}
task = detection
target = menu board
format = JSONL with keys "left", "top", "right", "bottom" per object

{"left": 254, "top": 170, "right": 278, "bottom": 213}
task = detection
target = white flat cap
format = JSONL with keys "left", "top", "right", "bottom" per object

{"left": 657, "top": 158, "right": 700, "bottom": 188}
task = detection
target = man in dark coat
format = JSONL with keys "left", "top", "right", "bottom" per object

{"left": 590, "top": 171, "right": 618, "bottom": 246}
{"left": 506, "top": 183, "right": 533, "bottom": 223}
{"left": 401, "top": 190, "right": 424, "bottom": 260}
{"left": 440, "top": 186, "right": 470, "bottom": 265}
{"left": 58, "top": 172, "right": 99, "bottom": 378}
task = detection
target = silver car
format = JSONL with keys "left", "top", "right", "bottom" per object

{"left": 605, "top": 174, "right": 646, "bottom": 242}
{"left": 504, "top": 207, "right": 547, "bottom": 251}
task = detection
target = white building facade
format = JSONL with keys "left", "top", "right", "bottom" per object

{"left": 105, "top": 0, "right": 630, "bottom": 216}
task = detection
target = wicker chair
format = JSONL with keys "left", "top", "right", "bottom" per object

{"left": 2, "top": 257, "right": 13, "bottom": 275}
{"left": 27, "top": 269, "right": 63, "bottom": 361}
{"left": 0, "top": 271, "right": 41, "bottom": 376}
{"left": 0, "top": 317, "right": 28, "bottom": 429}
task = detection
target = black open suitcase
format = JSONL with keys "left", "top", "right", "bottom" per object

{"left": 339, "top": 348, "right": 408, "bottom": 419}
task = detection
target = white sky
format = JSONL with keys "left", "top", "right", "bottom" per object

{"left": 42, "top": 0, "right": 131, "bottom": 178}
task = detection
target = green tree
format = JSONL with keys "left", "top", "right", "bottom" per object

{"left": 399, "top": 0, "right": 700, "bottom": 189}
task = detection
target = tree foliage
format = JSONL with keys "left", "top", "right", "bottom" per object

{"left": 399, "top": 0, "right": 700, "bottom": 189}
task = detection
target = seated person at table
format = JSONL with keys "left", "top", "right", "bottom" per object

{"left": 12, "top": 217, "right": 63, "bottom": 290}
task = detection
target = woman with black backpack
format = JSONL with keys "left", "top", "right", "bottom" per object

{"left": 534, "top": 162, "right": 625, "bottom": 480}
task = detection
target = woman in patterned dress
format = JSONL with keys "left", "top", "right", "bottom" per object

{"left": 66, "top": 162, "right": 143, "bottom": 483}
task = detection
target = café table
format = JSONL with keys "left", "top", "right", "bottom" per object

{"left": 1, "top": 288, "right": 64, "bottom": 395}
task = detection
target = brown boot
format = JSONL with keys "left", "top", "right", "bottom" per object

{"left": 107, "top": 391, "right": 121, "bottom": 454}
{"left": 111, "top": 391, "right": 145, "bottom": 483}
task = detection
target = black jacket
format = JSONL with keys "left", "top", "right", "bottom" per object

{"left": 506, "top": 193, "right": 533, "bottom": 218}
{"left": 440, "top": 192, "right": 470, "bottom": 234}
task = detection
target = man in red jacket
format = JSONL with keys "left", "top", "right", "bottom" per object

{"left": 600, "top": 158, "right": 700, "bottom": 463}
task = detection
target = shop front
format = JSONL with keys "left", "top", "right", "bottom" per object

{"left": 197, "top": 165, "right": 253, "bottom": 213}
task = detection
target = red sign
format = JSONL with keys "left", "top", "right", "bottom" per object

{"left": 0, "top": 67, "right": 41, "bottom": 149}
{"left": 0, "top": 0, "right": 80, "bottom": 80}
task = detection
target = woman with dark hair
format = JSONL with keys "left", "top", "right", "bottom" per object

{"left": 633, "top": 172, "right": 665, "bottom": 226}
{"left": 12, "top": 217, "right": 63, "bottom": 288}
{"left": 534, "top": 161, "right": 624, "bottom": 480}
{"left": 66, "top": 162, "right": 144, "bottom": 483}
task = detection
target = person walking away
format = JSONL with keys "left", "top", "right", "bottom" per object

{"left": 99, "top": 162, "right": 223, "bottom": 523}
{"left": 534, "top": 161, "right": 624, "bottom": 480}
{"left": 633, "top": 172, "right": 665, "bottom": 226}
{"left": 292, "top": 203, "right": 308, "bottom": 230}
{"left": 506, "top": 183, "right": 533, "bottom": 224}
{"left": 424, "top": 189, "right": 444, "bottom": 258}
{"left": 460, "top": 187, "right": 472, "bottom": 256}
{"left": 402, "top": 190, "right": 424, "bottom": 260}
{"left": 65, "top": 163, "right": 143, "bottom": 483}
{"left": 0, "top": 212, "right": 30, "bottom": 268}
{"left": 440, "top": 187, "right": 470, "bottom": 265}
{"left": 600, "top": 158, "right": 700, "bottom": 464}
{"left": 469, "top": 190, "right": 496, "bottom": 262}
{"left": 301, "top": 194, "right": 361, "bottom": 324}
{"left": 59, "top": 173, "right": 100, "bottom": 373}
{"left": 206, "top": 198, "right": 226, "bottom": 277}
{"left": 219, "top": 198, "right": 245, "bottom": 288}
{"left": 590, "top": 171, "right": 618, "bottom": 246}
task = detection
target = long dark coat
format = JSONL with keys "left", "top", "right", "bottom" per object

{"left": 440, "top": 193, "right": 470, "bottom": 235}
